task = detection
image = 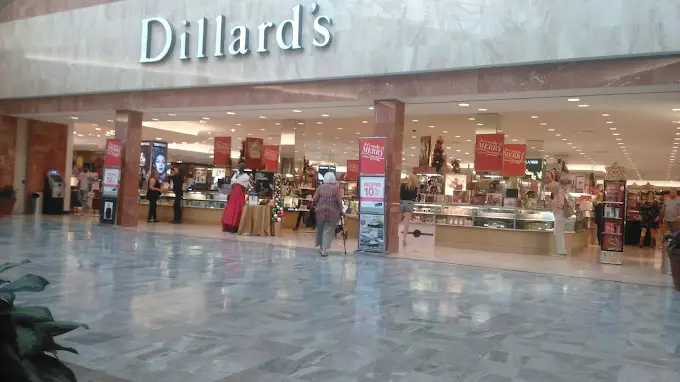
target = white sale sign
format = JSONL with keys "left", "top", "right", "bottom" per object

{"left": 102, "top": 168, "right": 120, "bottom": 198}
{"left": 359, "top": 176, "right": 385, "bottom": 214}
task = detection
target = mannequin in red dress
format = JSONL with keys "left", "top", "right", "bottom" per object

{"left": 221, "top": 165, "right": 251, "bottom": 233}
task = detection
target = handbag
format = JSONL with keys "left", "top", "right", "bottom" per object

{"left": 305, "top": 207, "right": 316, "bottom": 227}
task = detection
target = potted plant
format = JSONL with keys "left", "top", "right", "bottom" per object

{"left": 0, "top": 185, "right": 17, "bottom": 217}
{"left": 0, "top": 260, "right": 88, "bottom": 381}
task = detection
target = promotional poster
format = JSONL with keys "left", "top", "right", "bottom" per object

{"left": 245, "top": 138, "right": 264, "bottom": 170}
{"left": 501, "top": 144, "right": 526, "bottom": 176}
{"left": 263, "top": 145, "right": 280, "bottom": 171}
{"left": 419, "top": 136, "right": 432, "bottom": 167}
{"left": 151, "top": 141, "right": 169, "bottom": 183}
{"left": 474, "top": 134, "right": 504, "bottom": 172}
{"left": 359, "top": 138, "right": 386, "bottom": 175}
{"left": 213, "top": 137, "right": 232, "bottom": 167}
{"left": 140, "top": 141, "right": 151, "bottom": 189}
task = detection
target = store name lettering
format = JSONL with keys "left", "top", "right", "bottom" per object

{"left": 140, "top": 3, "right": 333, "bottom": 63}
{"left": 362, "top": 142, "right": 384, "bottom": 161}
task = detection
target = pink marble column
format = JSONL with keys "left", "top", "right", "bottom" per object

{"left": 26, "top": 120, "right": 67, "bottom": 195}
{"left": 373, "top": 100, "right": 405, "bottom": 254}
{"left": 114, "top": 110, "right": 142, "bottom": 227}
{"left": 0, "top": 116, "right": 17, "bottom": 187}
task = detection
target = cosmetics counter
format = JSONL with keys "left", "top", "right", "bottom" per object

{"left": 410, "top": 202, "right": 592, "bottom": 255}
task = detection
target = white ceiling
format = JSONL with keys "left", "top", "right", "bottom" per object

{"left": 21, "top": 91, "right": 680, "bottom": 180}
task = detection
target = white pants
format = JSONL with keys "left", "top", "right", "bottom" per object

{"left": 553, "top": 212, "right": 566, "bottom": 255}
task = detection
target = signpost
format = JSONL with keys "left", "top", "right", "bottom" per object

{"left": 357, "top": 137, "right": 387, "bottom": 253}
{"left": 100, "top": 139, "right": 122, "bottom": 225}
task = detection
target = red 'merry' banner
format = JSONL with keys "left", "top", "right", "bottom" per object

{"left": 346, "top": 160, "right": 359, "bottom": 181}
{"left": 359, "top": 138, "right": 386, "bottom": 175}
{"left": 502, "top": 144, "right": 526, "bottom": 177}
{"left": 474, "top": 134, "right": 504, "bottom": 172}
{"left": 213, "top": 137, "right": 231, "bottom": 167}
{"left": 104, "top": 139, "right": 122, "bottom": 168}
{"left": 263, "top": 145, "right": 279, "bottom": 171}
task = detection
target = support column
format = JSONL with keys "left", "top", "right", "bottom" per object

{"left": 475, "top": 113, "right": 502, "bottom": 135}
{"left": 26, "top": 120, "right": 67, "bottom": 200}
{"left": 13, "top": 120, "right": 28, "bottom": 214}
{"left": 0, "top": 116, "right": 17, "bottom": 188}
{"left": 373, "top": 100, "right": 405, "bottom": 254}
{"left": 114, "top": 110, "right": 143, "bottom": 227}
{"left": 63, "top": 124, "right": 74, "bottom": 213}
{"left": 280, "top": 120, "right": 305, "bottom": 175}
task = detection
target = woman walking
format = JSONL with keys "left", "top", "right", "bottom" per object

{"left": 400, "top": 174, "right": 419, "bottom": 246}
{"left": 147, "top": 169, "right": 163, "bottom": 223}
{"left": 221, "top": 165, "right": 250, "bottom": 233}
{"left": 549, "top": 182, "right": 566, "bottom": 256}
{"left": 313, "top": 172, "right": 344, "bottom": 257}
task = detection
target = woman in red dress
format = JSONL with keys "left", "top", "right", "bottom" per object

{"left": 221, "top": 165, "right": 251, "bottom": 233}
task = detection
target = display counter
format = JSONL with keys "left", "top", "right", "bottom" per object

{"left": 411, "top": 203, "right": 592, "bottom": 255}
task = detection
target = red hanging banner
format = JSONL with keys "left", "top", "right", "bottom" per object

{"left": 502, "top": 144, "right": 527, "bottom": 176}
{"left": 104, "top": 139, "right": 122, "bottom": 168}
{"left": 213, "top": 137, "right": 231, "bottom": 167}
{"left": 263, "top": 145, "right": 280, "bottom": 171}
{"left": 346, "top": 160, "right": 359, "bottom": 181}
{"left": 244, "top": 137, "right": 264, "bottom": 170}
{"left": 359, "top": 138, "right": 386, "bottom": 175}
{"left": 474, "top": 134, "right": 504, "bottom": 172}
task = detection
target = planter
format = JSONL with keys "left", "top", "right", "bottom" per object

{"left": 670, "top": 256, "right": 680, "bottom": 292}
{"left": 0, "top": 198, "right": 16, "bottom": 217}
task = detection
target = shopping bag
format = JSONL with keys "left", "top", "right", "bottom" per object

{"left": 305, "top": 207, "right": 316, "bottom": 227}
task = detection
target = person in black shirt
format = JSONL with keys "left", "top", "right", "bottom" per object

{"left": 169, "top": 165, "right": 184, "bottom": 224}
{"left": 400, "top": 174, "right": 419, "bottom": 247}
{"left": 639, "top": 191, "right": 660, "bottom": 247}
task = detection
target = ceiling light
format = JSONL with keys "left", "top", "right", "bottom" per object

{"left": 226, "top": 112, "right": 235, "bottom": 115}
{"left": 77, "top": 134, "right": 83, "bottom": 137}
{"left": 459, "top": 103, "right": 469, "bottom": 107}
{"left": 478, "top": 108, "right": 487, "bottom": 112}
{"left": 321, "top": 114, "right": 330, "bottom": 117}
{"left": 412, "top": 120, "right": 420, "bottom": 123}
{"left": 476, "top": 123, "right": 484, "bottom": 126}
{"left": 562, "top": 138, "right": 567, "bottom": 141}
{"left": 578, "top": 104, "right": 590, "bottom": 108}
{"left": 607, "top": 121, "right": 614, "bottom": 124}
{"left": 455, "top": 135, "right": 461, "bottom": 138}
{"left": 181, "top": 141, "right": 187, "bottom": 144}
{"left": 155, "top": 137, "right": 162, "bottom": 140}
{"left": 465, "top": 152, "right": 470, "bottom": 155}
{"left": 567, "top": 142, "right": 572, "bottom": 145}
{"left": 248, "top": 133, "right": 253, "bottom": 136}
{"left": 230, "top": 128, "right": 235, "bottom": 132}
{"left": 429, "top": 125, "right": 435, "bottom": 128}
{"left": 70, "top": 116, "right": 79, "bottom": 120}
{"left": 456, "top": 149, "right": 462, "bottom": 152}
{"left": 446, "top": 146, "right": 452, "bottom": 149}
{"left": 202, "top": 117, "right": 210, "bottom": 120}
{"left": 616, "top": 138, "right": 622, "bottom": 141}
{"left": 293, "top": 109, "right": 302, "bottom": 113}
{"left": 468, "top": 118, "right": 476, "bottom": 121}
{"left": 568, "top": 98, "right": 580, "bottom": 102}
{"left": 609, "top": 127, "right": 617, "bottom": 130}
{"left": 602, "top": 114, "right": 610, "bottom": 117}
{"left": 442, "top": 130, "right": 449, "bottom": 133}
{"left": 673, "top": 109, "right": 680, "bottom": 112}
{"left": 95, "top": 127, "right": 101, "bottom": 131}
{"left": 72, "top": 131, "right": 77, "bottom": 135}
{"left": 548, "top": 128, "right": 555, "bottom": 132}
{"left": 317, "top": 121, "right": 323, "bottom": 125}
{"left": 531, "top": 116, "right": 539, "bottom": 119}
{"left": 356, "top": 132, "right": 361, "bottom": 135}
{"left": 512, "top": 139, "right": 518, "bottom": 142}
{"left": 555, "top": 134, "right": 562, "bottom": 137}
{"left": 362, "top": 121, "right": 368, "bottom": 124}
{"left": 613, "top": 133, "right": 620, "bottom": 136}
{"left": 540, "top": 122, "right": 547, "bottom": 126}
{"left": 338, "top": 127, "right": 343, "bottom": 130}
{"left": 106, "top": 119, "right": 113, "bottom": 122}
{"left": 466, "top": 139, "right": 472, "bottom": 142}
{"left": 368, "top": 107, "right": 374, "bottom": 110}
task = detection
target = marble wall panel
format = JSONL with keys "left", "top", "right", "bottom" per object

{"left": 0, "top": 0, "right": 122, "bottom": 22}
{"left": 0, "top": 116, "right": 17, "bottom": 187}
{"left": 26, "top": 120, "right": 67, "bottom": 195}
{"left": 0, "top": 0, "right": 679, "bottom": 99}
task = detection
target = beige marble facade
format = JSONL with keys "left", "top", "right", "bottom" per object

{"left": 1, "top": 0, "right": 679, "bottom": 99}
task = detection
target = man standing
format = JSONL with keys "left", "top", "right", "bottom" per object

{"left": 169, "top": 166, "right": 184, "bottom": 224}
{"left": 77, "top": 167, "right": 93, "bottom": 216}
{"left": 661, "top": 188, "right": 680, "bottom": 233}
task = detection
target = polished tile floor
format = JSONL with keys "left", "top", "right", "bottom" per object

{"left": 2, "top": 217, "right": 680, "bottom": 381}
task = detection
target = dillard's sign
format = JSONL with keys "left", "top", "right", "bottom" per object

{"left": 140, "top": 3, "right": 333, "bottom": 63}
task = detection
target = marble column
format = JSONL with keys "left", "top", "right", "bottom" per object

{"left": 63, "top": 124, "right": 74, "bottom": 213}
{"left": 373, "top": 100, "right": 405, "bottom": 254}
{"left": 13, "top": 119, "right": 28, "bottom": 214}
{"left": 279, "top": 120, "right": 304, "bottom": 175}
{"left": 114, "top": 110, "right": 143, "bottom": 227}
{"left": 0, "top": 116, "right": 17, "bottom": 187}
{"left": 475, "top": 113, "right": 502, "bottom": 135}
{"left": 26, "top": 120, "right": 67, "bottom": 196}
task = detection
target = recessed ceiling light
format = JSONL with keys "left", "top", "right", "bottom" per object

{"left": 368, "top": 107, "right": 374, "bottom": 110}
{"left": 468, "top": 117, "right": 476, "bottom": 121}
{"left": 230, "top": 128, "right": 235, "bottom": 132}
{"left": 455, "top": 135, "right": 461, "bottom": 138}
{"left": 477, "top": 123, "right": 484, "bottom": 126}
{"left": 673, "top": 108, "right": 680, "bottom": 112}
{"left": 540, "top": 122, "right": 547, "bottom": 126}
{"left": 618, "top": 142, "right": 624, "bottom": 145}
{"left": 152, "top": 118, "right": 159, "bottom": 121}
{"left": 297, "top": 122, "right": 304, "bottom": 125}
{"left": 362, "top": 121, "right": 368, "bottom": 124}
{"left": 466, "top": 139, "right": 472, "bottom": 142}
{"left": 337, "top": 127, "right": 343, "bottom": 130}
{"left": 555, "top": 134, "right": 562, "bottom": 137}
{"left": 602, "top": 113, "right": 610, "bottom": 117}
{"left": 465, "top": 152, "right": 470, "bottom": 155}
{"left": 412, "top": 120, "right": 419, "bottom": 122}
{"left": 293, "top": 109, "right": 302, "bottom": 113}
{"left": 317, "top": 121, "right": 323, "bottom": 125}
{"left": 442, "top": 130, "right": 449, "bottom": 133}
{"left": 607, "top": 121, "right": 614, "bottom": 124}
{"left": 562, "top": 138, "right": 567, "bottom": 141}
{"left": 106, "top": 119, "right": 113, "bottom": 122}
{"left": 478, "top": 108, "right": 487, "bottom": 112}
{"left": 155, "top": 137, "right": 162, "bottom": 140}
{"left": 260, "top": 128, "right": 266, "bottom": 131}
{"left": 429, "top": 125, "right": 435, "bottom": 128}
{"left": 356, "top": 132, "right": 361, "bottom": 135}
{"left": 578, "top": 104, "right": 590, "bottom": 108}
{"left": 568, "top": 98, "right": 580, "bottom": 102}
{"left": 567, "top": 142, "right": 572, "bottom": 145}
{"left": 202, "top": 117, "right": 210, "bottom": 120}
{"left": 259, "top": 116, "right": 267, "bottom": 119}
{"left": 321, "top": 114, "right": 330, "bottom": 117}
{"left": 531, "top": 116, "right": 539, "bottom": 119}
{"left": 616, "top": 138, "right": 622, "bottom": 141}
{"left": 512, "top": 139, "right": 518, "bottom": 142}
{"left": 70, "top": 116, "right": 79, "bottom": 120}
{"left": 548, "top": 128, "right": 555, "bottom": 131}
{"left": 613, "top": 133, "right": 620, "bottom": 136}
{"left": 459, "top": 103, "right": 469, "bottom": 107}
{"left": 95, "top": 127, "right": 101, "bottom": 131}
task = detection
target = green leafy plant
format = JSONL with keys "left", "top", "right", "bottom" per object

{"left": 0, "top": 260, "right": 88, "bottom": 382}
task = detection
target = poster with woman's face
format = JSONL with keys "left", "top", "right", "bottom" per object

{"left": 139, "top": 141, "right": 151, "bottom": 189}
{"left": 151, "top": 141, "right": 168, "bottom": 183}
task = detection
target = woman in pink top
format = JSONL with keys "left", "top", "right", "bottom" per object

{"left": 549, "top": 182, "right": 566, "bottom": 256}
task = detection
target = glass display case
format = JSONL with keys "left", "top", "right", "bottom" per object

{"left": 411, "top": 203, "right": 587, "bottom": 233}
{"left": 138, "top": 190, "right": 228, "bottom": 209}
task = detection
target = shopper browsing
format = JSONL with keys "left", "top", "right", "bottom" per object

{"left": 639, "top": 191, "right": 660, "bottom": 247}
{"left": 549, "top": 182, "right": 567, "bottom": 256}
{"left": 661, "top": 188, "right": 680, "bottom": 233}
{"left": 147, "top": 169, "right": 163, "bottom": 223}
{"left": 77, "top": 167, "right": 95, "bottom": 216}
{"left": 168, "top": 165, "right": 184, "bottom": 224}
{"left": 221, "top": 165, "right": 250, "bottom": 233}
{"left": 400, "top": 174, "right": 419, "bottom": 247}
{"left": 313, "top": 172, "right": 344, "bottom": 257}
